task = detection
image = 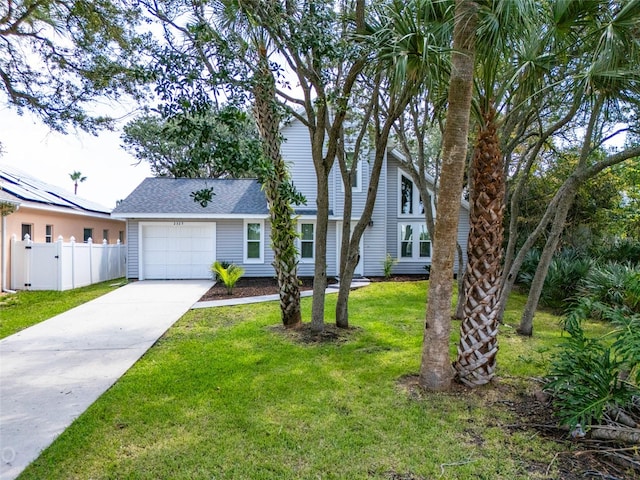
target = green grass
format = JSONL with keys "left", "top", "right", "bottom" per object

{"left": 18, "top": 281, "right": 599, "bottom": 479}
{"left": 0, "top": 279, "right": 127, "bottom": 339}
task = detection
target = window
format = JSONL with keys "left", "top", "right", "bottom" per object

{"left": 419, "top": 224, "right": 431, "bottom": 258}
{"left": 119, "top": 230, "right": 125, "bottom": 243}
{"left": 399, "top": 223, "right": 431, "bottom": 261}
{"left": 401, "top": 175, "right": 413, "bottom": 214}
{"left": 299, "top": 222, "right": 315, "bottom": 261}
{"left": 244, "top": 220, "right": 264, "bottom": 263}
{"left": 83, "top": 228, "right": 93, "bottom": 243}
{"left": 399, "top": 172, "right": 425, "bottom": 216}
{"left": 21, "top": 224, "right": 32, "bottom": 240}
{"left": 103, "top": 229, "right": 109, "bottom": 243}
{"left": 45, "top": 225, "right": 53, "bottom": 243}
{"left": 341, "top": 152, "right": 362, "bottom": 192}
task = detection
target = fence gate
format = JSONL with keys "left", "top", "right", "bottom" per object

{"left": 11, "top": 235, "right": 125, "bottom": 291}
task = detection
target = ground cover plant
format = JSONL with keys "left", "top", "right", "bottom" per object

{"left": 19, "top": 281, "right": 613, "bottom": 479}
{"left": 0, "top": 279, "right": 126, "bottom": 339}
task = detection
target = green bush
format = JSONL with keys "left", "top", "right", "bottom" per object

{"left": 518, "top": 248, "right": 593, "bottom": 310}
{"left": 590, "top": 237, "right": 640, "bottom": 265}
{"left": 211, "top": 261, "right": 245, "bottom": 295}
{"left": 578, "top": 262, "right": 640, "bottom": 314}
{"left": 545, "top": 300, "right": 640, "bottom": 429}
{"left": 382, "top": 253, "right": 396, "bottom": 279}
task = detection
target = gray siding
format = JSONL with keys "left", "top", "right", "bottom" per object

{"left": 385, "top": 156, "right": 470, "bottom": 275}
{"left": 126, "top": 220, "right": 139, "bottom": 279}
{"left": 281, "top": 120, "right": 317, "bottom": 207}
{"left": 216, "top": 219, "right": 276, "bottom": 277}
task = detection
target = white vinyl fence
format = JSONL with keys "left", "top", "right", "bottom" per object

{"left": 11, "top": 234, "right": 126, "bottom": 291}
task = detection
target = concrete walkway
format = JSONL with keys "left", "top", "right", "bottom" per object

{"left": 0, "top": 280, "right": 212, "bottom": 480}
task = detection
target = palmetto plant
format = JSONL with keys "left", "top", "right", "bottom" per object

{"left": 211, "top": 261, "right": 245, "bottom": 295}
{"left": 546, "top": 297, "right": 640, "bottom": 430}
{"left": 578, "top": 262, "right": 640, "bottom": 315}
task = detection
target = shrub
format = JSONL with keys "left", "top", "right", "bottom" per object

{"left": 590, "top": 237, "right": 640, "bottom": 265}
{"left": 382, "top": 253, "right": 396, "bottom": 279}
{"left": 578, "top": 262, "right": 640, "bottom": 314}
{"left": 545, "top": 300, "right": 640, "bottom": 430}
{"left": 518, "top": 248, "right": 593, "bottom": 310}
{"left": 211, "top": 261, "right": 245, "bottom": 295}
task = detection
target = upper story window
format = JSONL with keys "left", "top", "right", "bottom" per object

{"left": 298, "top": 222, "right": 315, "bottom": 262}
{"left": 103, "top": 229, "right": 109, "bottom": 243}
{"left": 45, "top": 225, "right": 53, "bottom": 243}
{"left": 342, "top": 151, "right": 362, "bottom": 193}
{"left": 119, "top": 231, "right": 125, "bottom": 243}
{"left": 83, "top": 228, "right": 93, "bottom": 243}
{"left": 399, "top": 172, "right": 425, "bottom": 217}
{"left": 244, "top": 220, "right": 264, "bottom": 263}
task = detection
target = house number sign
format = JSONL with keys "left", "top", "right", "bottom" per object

{"left": 173, "top": 222, "right": 184, "bottom": 226}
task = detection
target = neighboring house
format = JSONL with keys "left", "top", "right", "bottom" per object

{"left": 0, "top": 165, "right": 126, "bottom": 290}
{"left": 112, "top": 118, "right": 470, "bottom": 280}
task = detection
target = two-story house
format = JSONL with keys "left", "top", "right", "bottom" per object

{"left": 111, "top": 118, "right": 470, "bottom": 280}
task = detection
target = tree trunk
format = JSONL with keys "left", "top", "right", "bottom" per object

{"left": 253, "top": 57, "right": 301, "bottom": 328}
{"left": 311, "top": 157, "right": 330, "bottom": 332}
{"left": 518, "top": 187, "right": 575, "bottom": 335}
{"left": 419, "top": 0, "right": 477, "bottom": 392}
{"left": 454, "top": 109, "right": 505, "bottom": 387}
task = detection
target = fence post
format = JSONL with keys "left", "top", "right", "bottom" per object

{"left": 10, "top": 234, "right": 19, "bottom": 290}
{"left": 70, "top": 236, "right": 76, "bottom": 289}
{"left": 117, "top": 239, "right": 123, "bottom": 278}
{"left": 56, "top": 235, "right": 64, "bottom": 291}
{"left": 24, "top": 233, "right": 33, "bottom": 290}
{"left": 88, "top": 237, "right": 93, "bottom": 285}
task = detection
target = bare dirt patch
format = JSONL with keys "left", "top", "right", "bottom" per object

{"left": 268, "top": 322, "right": 359, "bottom": 345}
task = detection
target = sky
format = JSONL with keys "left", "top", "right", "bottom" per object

{"left": 0, "top": 107, "right": 152, "bottom": 210}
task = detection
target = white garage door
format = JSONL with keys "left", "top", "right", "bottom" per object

{"left": 141, "top": 222, "right": 216, "bottom": 279}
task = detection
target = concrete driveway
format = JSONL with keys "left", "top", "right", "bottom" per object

{"left": 0, "top": 280, "right": 212, "bottom": 480}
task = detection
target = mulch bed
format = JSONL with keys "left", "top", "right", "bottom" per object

{"left": 200, "top": 276, "right": 331, "bottom": 301}
{"left": 199, "top": 274, "right": 428, "bottom": 302}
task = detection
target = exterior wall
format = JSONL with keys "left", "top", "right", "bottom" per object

{"left": 281, "top": 119, "right": 318, "bottom": 207}
{"left": 2, "top": 205, "right": 125, "bottom": 289}
{"left": 386, "top": 155, "right": 470, "bottom": 275}
{"left": 330, "top": 150, "right": 389, "bottom": 277}
{"left": 126, "top": 218, "right": 279, "bottom": 279}
{"left": 5, "top": 206, "right": 125, "bottom": 244}
{"left": 126, "top": 220, "right": 139, "bottom": 279}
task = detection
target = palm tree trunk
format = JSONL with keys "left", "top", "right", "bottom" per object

{"left": 454, "top": 108, "right": 505, "bottom": 387}
{"left": 419, "top": 0, "right": 478, "bottom": 392}
{"left": 253, "top": 56, "right": 301, "bottom": 328}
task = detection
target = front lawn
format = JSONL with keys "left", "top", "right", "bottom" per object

{"left": 0, "top": 279, "right": 126, "bottom": 339}
{"left": 19, "top": 281, "right": 601, "bottom": 479}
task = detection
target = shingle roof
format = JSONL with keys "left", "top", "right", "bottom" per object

{"left": 0, "top": 164, "right": 112, "bottom": 214}
{"left": 112, "top": 178, "right": 269, "bottom": 216}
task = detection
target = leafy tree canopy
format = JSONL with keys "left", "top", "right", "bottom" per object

{"left": 0, "top": 0, "right": 149, "bottom": 133}
{"left": 121, "top": 105, "right": 263, "bottom": 179}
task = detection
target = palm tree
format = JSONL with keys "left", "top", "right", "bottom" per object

{"left": 517, "top": 0, "right": 640, "bottom": 336}
{"left": 143, "top": 0, "right": 304, "bottom": 327}
{"left": 69, "top": 171, "right": 86, "bottom": 195}
{"left": 419, "top": 0, "right": 478, "bottom": 391}
{"left": 454, "top": 0, "right": 541, "bottom": 386}
{"left": 212, "top": 2, "right": 303, "bottom": 328}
